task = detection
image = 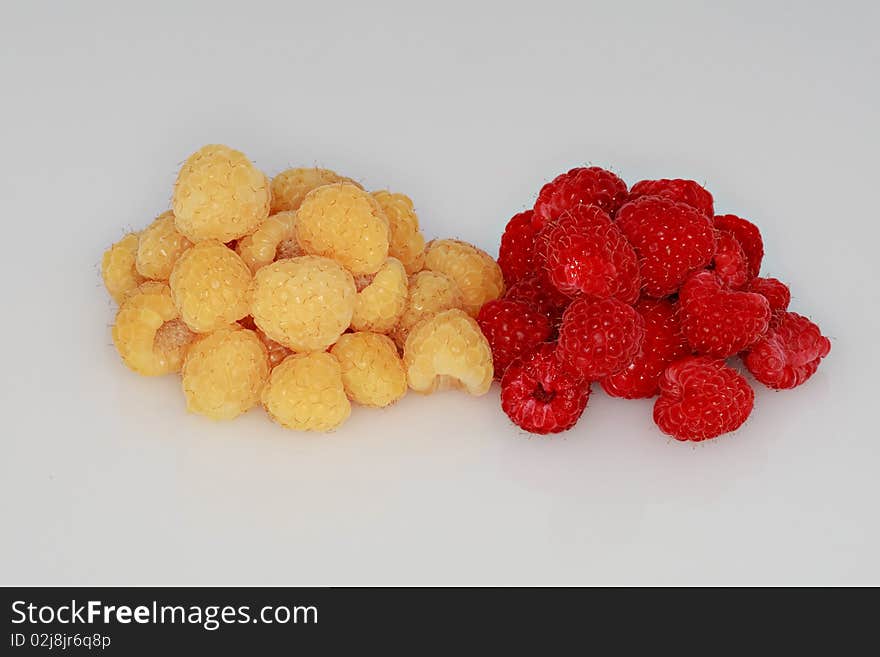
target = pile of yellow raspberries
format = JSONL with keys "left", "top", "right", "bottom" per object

{"left": 103, "top": 145, "right": 504, "bottom": 430}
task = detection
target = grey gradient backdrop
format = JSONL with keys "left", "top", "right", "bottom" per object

{"left": 1, "top": 0, "right": 878, "bottom": 585}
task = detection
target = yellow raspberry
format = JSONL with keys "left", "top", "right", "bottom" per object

{"left": 295, "top": 183, "right": 390, "bottom": 276}
{"left": 259, "top": 331, "right": 292, "bottom": 368}
{"left": 112, "top": 282, "right": 195, "bottom": 376}
{"left": 153, "top": 318, "right": 195, "bottom": 358}
{"left": 423, "top": 239, "right": 505, "bottom": 316}
{"left": 172, "top": 144, "right": 270, "bottom": 242}
{"left": 270, "top": 167, "right": 360, "bottom": 214}
{"left": 169, "top": 241, "right": 252, "bottom": 333}
{"left": 372, "top": 191, "right": 426, "bottom": 275}
{"left": 181, "top": 327, "right": 269, "bottom": 420}
{"left": 390, "top": 270, "right": 464, "bottom": 349}
{"left": 136, "top": 210, "right": 192, "bottom": 280}
{"left": 261, "top": 352, "right": 351, "bottom": 431}
{"left": 275, "top": 237, "right": 304, "bottom": 261}
{"left": 239, "top": 316, "right": 292, "bottom": 368}
{"left": 404, "top": 309, "right": 493, "bottom": 396}
{"left": 251, "top": 256, "right": 356, "bottom": 352}
{"left": 235, "top": 211, "right": 296, "bottom": 272}
{"left": 330, "top": 332, "right": 407, "bottom": 408}
{"left": 102, "top": 233, "right": 145, "bottom": 303}
{"left": 351, "top": 258, "right": 408, "bottom": 333}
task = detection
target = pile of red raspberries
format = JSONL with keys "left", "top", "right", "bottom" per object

{"left": 479, "top": 167, "right": 831, "bottom": 440}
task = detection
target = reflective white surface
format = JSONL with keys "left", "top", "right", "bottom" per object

{"left": 1, "top": 0, "right": 877, "bottom": 585}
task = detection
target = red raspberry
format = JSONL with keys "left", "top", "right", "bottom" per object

{"left": 477, "top": 299, "right": 552, "bottom": 379}
{"left": 747, "top": 276, "right": 790, "bottom": 312}
{"left": 711, "top": 230, "right": 750, "bottom": 288}
{"left": 616, "top": 196, "right": 716, "bottom": 298}
{"left": 628, "top": 178, "right": 714, "bottom": 217}
{"left": 679, "top": 270, "right": 770, "bottom": 358}
{"left": 601, "top": 298, "right": 691, "bottom": 399}
{"left": 536, "top": 205, "right": 640, "bottom": 304}
{"left": 713, "top": 214, "right": 763, "bottom": 279}
{"left": 497, "top": 210, "right": 538, "bottom": 286}
{"left": 747, "top": 277, "right": 790, "bottom": 328}
{"left": 504, "top": 273, "right": 570, "bottom": 328}
{"left": 654, "top": 356, "right": 754, "bottom": 441}
{"left": 557, "top": 297, "right": 645, "bottom": 379}
{"left": 500, "top": 343, "right": 590, "bottom": 434}
{"left": 533, "top": 167, "right": 628, "bottom": 227}
{"left": 743, "top": 311, "right": 830, "bottom": 389}
{"left": 534, "top": 203, "right": 610, "bottom": 264}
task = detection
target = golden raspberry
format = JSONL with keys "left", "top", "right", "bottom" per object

{"left": 295, "top": 183, "right": 390, "bottom": 276}
{"left": 172, "top": 144, "right": 270, "bottom": 242}
{"left": 404, "top": 309, "right": 493, "bottom": 395}
{"left": 136, "top": 210, "right": 192, "bottom": 280}
{"left": 169, "top": 241, "right": 252, "bottom": 333}
{"left": 275, "top": 237, "right": 304, "bottom": 261}
{"left": 251, "top": 256, "right": 356, "bottom": 352}
{"left": 259, "top": 331, "right": 292, "bottom": 368}
{"left": 235, "top": 211, "right": 296, "bottom": 272}
{"left": 423, "top": 239, "right": 505, "bottom": 316}
{"left": 238, "top": 316, "right": 292, "bottom": 367}
{"left": 153, "top": 318, "right": 195, "bottom": 357}
{"left": 270, "top": 167, "right": 360, "bottom": 214}
{"left": 330, "top": 332, "right": 407, "bottom": 408}
{"left": 102, "top": 233, "right": 145, "bottom": 303}
{"left": 351, "top": 257, "right": 408, "bottom": 333}
{"left": 390, "top": 270, "right": 464, "bottom": 349}
{"left": 112, "top": 282, "right": 195, "bottom": 376}
{"left": 372, "top": 191, "right": 426, "bottom": 274}
{"left": 261, "top": 352, "right": 351, "bottom": 431}
{"left": 181, "top": 327, "right": 269, "bottom": 420}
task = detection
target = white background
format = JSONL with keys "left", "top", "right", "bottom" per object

{"left": 1, "top": 0, "right": 878, "bottom": 585}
